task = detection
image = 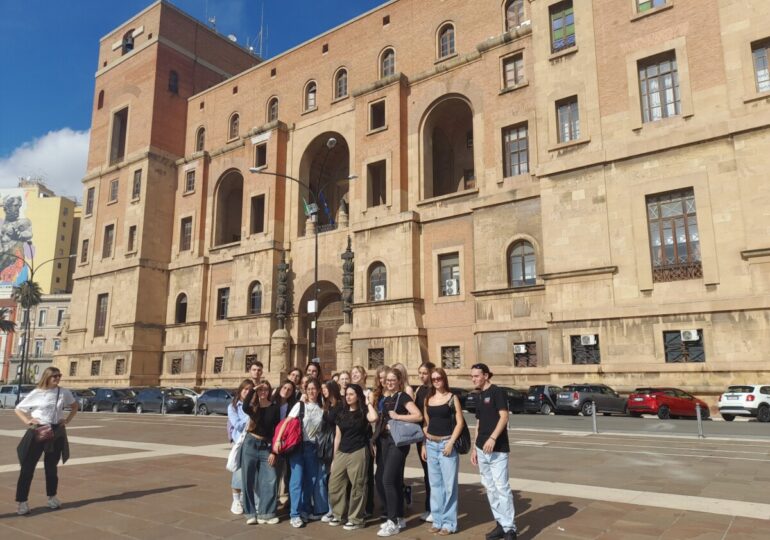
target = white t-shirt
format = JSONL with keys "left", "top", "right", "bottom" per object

{"left": 16, "top": 387, "right": 76, "bottom": 425}
{"left": 288, "top": 401, "right": 323, "bottom": 442}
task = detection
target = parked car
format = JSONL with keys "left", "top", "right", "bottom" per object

{"left": 135, "top": 388, "right": 195, "bottom": 414}
{"left": 556, "top": 384, "right": 628, "bottom": 416}
{"left": 196, "top": 388, "right": 234, "bottom": 415}
{"left": 168, "top": 387, "right": 200, "bottom": 405}
{"left": 449, "top": 387, "right": 470, "bottom": 409}
{"left": 718, "top": 385, "right": 770, "bottom": 422}
{"left": 91, "top": 388, "right": 137, "bottom": 412}
{"left": 628, "top": 387, "right": 709, "bottom": 420}
{"left": 0, "top": 384, "right": 35, "bottom": 408}
{"left": 463, "top": 387, "right": 526, "bottom": 413}
{"left": 525, "top": 385, "right": 563, "bottom": 415}
{"left": 72, "top": 389, "right": 96, "bottom": 411}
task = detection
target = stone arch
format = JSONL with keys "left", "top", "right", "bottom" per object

{"left": 213, "top": 169, "right": 243, "bottom": 246}
{"left": 502, "top": 232, "right": 541, "bottom": 287}
{"left": 298, "top": 280, "right": 342, "bottom": 375}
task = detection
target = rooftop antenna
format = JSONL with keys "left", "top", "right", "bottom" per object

{"left": 204, "top": 0, "right": 215, "bottom": 30}
{"left": 258, "top": 1, "right": 265, "bottom": 57}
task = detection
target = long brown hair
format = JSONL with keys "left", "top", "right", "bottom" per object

{"left": 232, "top": 379, "right": 254, "bottom": 410}
{"left": 37, "top": 367, "right": 62, "bottom": 389}
{"left": 427, "top": 367, "right": 451, "bottom": 402}
{"left": 323, "top": 380, "right": 342, "bottom": 411}
{"left": 385, "top": 367, "right": 405, "bottom": 393}
{"left": 372, "top": 364, "right": 389, "bottom": 405}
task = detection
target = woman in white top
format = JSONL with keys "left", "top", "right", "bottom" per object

{"left": 14, "top": 367, "right": 78, "bottom": 515}
{"left": 274, "top": 378, "right": 329, "bottom": 528}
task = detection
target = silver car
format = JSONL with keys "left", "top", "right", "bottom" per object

{"left": 556, "top": 384, "right": 628, "bottom": 416}
{"left": 0, "top": 384, "right": 35, "bottom": 408}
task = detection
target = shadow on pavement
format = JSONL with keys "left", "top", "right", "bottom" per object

{"left": 516, "top": 497, "right": 577, "bottom": 540}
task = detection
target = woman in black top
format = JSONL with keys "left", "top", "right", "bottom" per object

{"left": 375, "top": 368, "right": 422, "bottom": 537}
{"left": 241, "top": 381, "right": 281, "bottom": 525}
{"left": 327, "top": 384, "right": 378, "bottom": 530}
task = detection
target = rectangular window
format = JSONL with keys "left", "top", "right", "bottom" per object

{"left": 185, "top": 170, "right": 196, "bottom": 193}
{"left": 254, "top": 143, "right": 267, "bottom": 169}
{"left": 664, "top": 330, "right": 705, "bottom": 363}
{"left": 503, "top": 54, "right": 525, "bottom": 88}
{"left": 171, "top": 358, "right": 182, "bottom": 374}
{"left": 57, "top": 309, "right": 65, "bottom": 327}
{"left": 550, "top": 1, "right": 576, "bottom": 53}
{"left": 368, "top": 348, "right": 385, "bottom": 370}
{"left": 367, "top": 160, "right": 387, "bottom": 208}
{"left": 53, "top": 339, "right": 61, "bottom": 352}
{"left": 108, "top": 179, "right": 119, "bottom": 202}
{"left": 110, "top": 107, "right": 128, "bottom": 164}
{"left": 217, "top": 288, "right": 229, "bottom": 320}
{"left": 245, "top": 355, "right": 258, "bottom": 372}
{"left": 250, "top": 195, "right": 265, "bottom": 234}
{"left": 752, "top": 40, "right": 770, "bottom": 94}
{"left": 102, "top": 224, "right": 115, "bottom": 258}
{"left": 438, "top": 252, "right": 461, "bottom": 297}
{"left": 514, "top": 342, "right": 538, "bottom": 367}
{"left": 38, "top": 310, "right": 47, "bottom": 327}
{"left": 132, "top": 169, "right": 142, "bottom": 199}
{"left": 115, "top": 358, "right": 126, "bottom": 375}
{"left": 69, "top": 361, "right": 77, "bottom": 377}
{"left": 637, "top": 0, "right": 666, "bottom": 12}
{"left": 570, "top": 335, "right": 600, "bottom": 365}
{"left": 85, "top": 187, "right": 95, "bottom": 215}
{"left": 502, "top": 123, "right": 529, "bottom": 177}
{"left": 646, "top": 188, "right": 702, "bottom": 282}
{"left": 180, "top": 217, "right": 193, "bottom": 251}
{"left": 370, "top": 100, "right": 386, "bottom": 131}
{"left": 639, "top": 52, "right": 680, "bottom": 123}
{"left": 556, "top": 96, "right": 580, "bottom": 143}
{"left": 94, "top": 293, "right": 109, "bottom": 337}
{"left": 34, "top": 339, "right": 44, "bottom": 357}
{"left": 213, "top": 357, "right": 224, "bottom": 374}
{"left": 127, "top": 225, "right": 137, "bottom": 253}
{"left": 81, "top": 239, "right": 89, "bottom": 263}
{"left": 90, "top": 360, "right": 101, "bottom": 376}
{"left": 441, "top": 346, "right": 462, "bottom": 369}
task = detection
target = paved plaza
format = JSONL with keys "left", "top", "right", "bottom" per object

{"left": 0, "top": 411, "right": 768, "bottom": 539}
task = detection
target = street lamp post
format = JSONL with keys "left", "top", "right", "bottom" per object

{"left": 250, "top": 137, "right": 356, "bottom": 366}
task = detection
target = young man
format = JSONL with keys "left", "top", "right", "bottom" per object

{"left": 470, "top": 363, "right": 516, "bottom": 540}
{"left": 249, "top": 361, "right": 264, "bottom": 386}
{"left": 414, "top": 361, "right": 436, "bottom": 522}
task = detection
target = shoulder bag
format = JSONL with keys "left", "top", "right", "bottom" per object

{"left": 226, "top": 430, "right": 246, "bottom": 472}
{"left": 387, "top": 393, "right": 424, "bottom": 447}
{"left": 272, "top": 401, "right": 304, "bottom": 454}
{"left": 449, "top": 396, "right": 471, "bottom": 455}
{"left": 34, "top": 387, "right": 60, "bottom": 443}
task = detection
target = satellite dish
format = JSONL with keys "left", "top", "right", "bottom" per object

{"left": 227, "top": 34, "right": 237, "bottom": 42}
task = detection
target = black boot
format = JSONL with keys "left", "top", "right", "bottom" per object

{"left": 486, "top": 522, "right": 504, "bottom": 540}
{"left": 504, "top": 530, "right": 518, "bottom": 540}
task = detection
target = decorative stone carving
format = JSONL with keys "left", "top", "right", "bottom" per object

{"left": 275, "top": 251, "right": 290, "bottom": 329}
{"left": 341, "top": 236, "right": 354, "bottom": 324}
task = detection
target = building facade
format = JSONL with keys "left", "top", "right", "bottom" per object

{"left": 58, "top": 0, "right": 770, "bottom": 396}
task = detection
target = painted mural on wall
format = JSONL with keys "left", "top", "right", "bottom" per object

{"left": 0, "top": 188, "right": 33, "bottom": 293}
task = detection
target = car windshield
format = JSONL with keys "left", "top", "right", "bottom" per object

{"left": 528, "top": 386, "right": 545, "bottom": 393}
{"left": 727, "top": 386, "right": 754, "bottom": 393}
{"left": 634, "top": 388, "right": 663, "bottom": 394}
{"left": 165, "top": 390, "right": 186, "bottom": 397}
{"left": 76, "top": 390, "right": 96, "bottom": 397}
{"left": 114, "top": 390, "right": 133, "bottom": 398}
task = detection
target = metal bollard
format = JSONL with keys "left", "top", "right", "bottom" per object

{"left": 695, "top": 404, "right": 705, "bottom": 439}
{"left": 591, "top": 402, "right": 598, "bottom": 434}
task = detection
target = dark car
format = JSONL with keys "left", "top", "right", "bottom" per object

{"left": 135, "top": 388, "right": 195, "bottom": 414}
{"left": 196, "top": 388, "right": 234, "bottom": 415}
{"left": 556, "top": 384, "right": 628, "bottom": 416}
{"left": 525, "top": 385, "right": 563, "bottom": 415}
{"left": 450, "top": 387, "right": 470, "bottom": 410}
{"left": 91, "top": 388, "right": 137, "bottom": 412}
{"left": 73, "top": 389, "right": 96, "bottom": 411}
{"left": 465, "top": 387, "right": 526, "bottom": 413}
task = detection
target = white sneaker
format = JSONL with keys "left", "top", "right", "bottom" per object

{"left": 328, "top": 517, "right": 342, "bottom": 526}
{"left": 17, "top": 501, "right": 30, "bottom": 515}
{"left": 290, "top": 517, "right": 304, "bottom": 528}
{"left": 397, "top": 517, "right": 406, "bottom": 529}
{"left": 377, "top": 520, "right": 400, "bottom": 537}
{"left": 47, "top": 497, "right": 61, "bottom": 510}
{"left": 246, "top": 517, "right": 257, "bottom": 525}
{"left": 420, "top": 512, "right": 433, "bottom": 522}
{"left": 258, "top": 516, "right": 279, "bottom": 525}
{"left": 321, "top": 512, "right": 334, "bottom": 523}
{"left": 344, "top": 521, "right": 364, "bottom": 530}
{"left": 230, "top": 499, "right": 243, "bottom": 515}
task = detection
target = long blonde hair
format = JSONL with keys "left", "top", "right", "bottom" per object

{"left": 37, "top": 367, "right": 62, "bottom": 389}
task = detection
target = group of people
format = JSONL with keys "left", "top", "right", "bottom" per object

{"left": 227, "top": 360, "right": 518, "bottom": 539}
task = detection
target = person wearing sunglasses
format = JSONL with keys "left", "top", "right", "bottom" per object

{"left": 414, "top": 361, "right": 436, "bottom": 523}
{"left": 14, "top": 367, "right": 78, "bottom": 515}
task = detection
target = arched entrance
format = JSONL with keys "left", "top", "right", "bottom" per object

{"left": 213, "top": 169, "right": 243, "bottom": 245}
{"left": 299, "top": 281, "right": 343, "bottom": 376}
{"left": 298, "top": 132, "right": 351, "bottom": 235}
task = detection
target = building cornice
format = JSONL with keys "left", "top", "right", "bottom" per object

{"left": 471, "top": 284, "right": 545, "bottom": 297}
{"left": 541, "top": 266, "right": 618, "bottom": 281}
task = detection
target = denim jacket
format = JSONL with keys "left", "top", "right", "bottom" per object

{"left": 227, "top": 401, "right": 249, "bottom": 443}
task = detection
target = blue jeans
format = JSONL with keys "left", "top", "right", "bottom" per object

{"left": 426, "top": 439, "right": 459, "bottom": 532}
{"left": 288, "top": 442, "right": 329, "bottom": 518}
{"left": 241, "top": 437, "right": 277, "bottom": 519}
{"left": 477, "top": 450, "right": 516, "bottom": 533}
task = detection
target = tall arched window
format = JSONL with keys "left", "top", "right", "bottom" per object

{"left": 121, "top": 30, "right": 135, "bottom": 55}
{"left": 195, "top": 127, "right": 205, "bottom": 152}
{"left": 509, "top": 241, "right": 536, "bottom": 287}
{"left": 168, "top": 70, "right": 179, "bottom": 94}
{"left": 334, "top": 68, "right": 348, "bottom": 99}
{"left": 438, "top": 24, "right": 456, "bottom": 58}
{"left": 267, "top": 97, "right": 279, "bottom": 122}
{"left": 380, "top": 48, "right": 395, "bottom": 78}
{"left": 175, "top": 294, "right": 188, "bottom": 324}
{"left": 97, "top": 90, "right": 105, "bottom": 110}
{"left": 249, "top": 281, "right": 262, "bottom": 315}
{"left": 505, "top": 0, "right": 525, "bottom": 31}
{"left": 228, "top": 113, "right": 239, "bottom": 140}
{"left": 369, "top": 263, "right": 387, "bottom": 301}
{"left": 304, "top": 82, "right": 317, "bottom": 111}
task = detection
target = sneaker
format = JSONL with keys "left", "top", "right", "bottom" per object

{"left": 230, "top": 499, "right": 243, "bottom": 515}
{"left": 377, "top": 520, "right": 400, "bottom": 537}
{"left": 397, "top": 517, "right": 406, "bottom": 529}
{"left": 47, "top": 496, "right": 61, "bottom": 510}
{"left": 246, "top": 517, "right": 257, "bottom": 525}
{"left": 503, "top": 531, "right": 517, "bottom": 540}
{"left": 290, "top": 517, "right": 304, "bottom": 528}
{"left": 257, "top": 516, "right": 279, "bottom": 525}
{"left": 420, "top": 512, "right": 433, "bottom": 522}
{"left": 343, "top": 521, "right": 364, "bottom": 531}
{"left": 429, "top": 526, "right": 443, "bottom": 533}
{"left": 321, "top": 513, "right": 335, "bottom": 523}
{"left": 486, "top": 522, "right": 504, "bottom": 540}
{"left": 17, "top": 501, "right": 30, "bottom": 515}
{"left": 328, "top": 517, "right": 342, "bottom": 526}
{"left": 404, "top": 485, "right": 412, "bottom": 506}
{"left": 306, "top": 513, "right": 323, "bottom": 521}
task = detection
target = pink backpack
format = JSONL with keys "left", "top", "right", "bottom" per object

{"left": 272, "top": 402, "right": 304, "bottom": 454}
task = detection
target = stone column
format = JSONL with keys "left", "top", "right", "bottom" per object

{"left": 337, "top": 237, "right": 354, "bottom": 371}
{"left": 270, "top": 328, "right": 291, "bottom": 375}
{"left": 271, "top": 251, "right": 292, "bottom": 375}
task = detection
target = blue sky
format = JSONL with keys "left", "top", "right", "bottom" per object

{"left": 0, "top": 0, "right": 385, "bottom": 197}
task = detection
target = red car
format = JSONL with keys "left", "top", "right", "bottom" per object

{"left": 627, "top": 387, "right": 710, "bottom": 419}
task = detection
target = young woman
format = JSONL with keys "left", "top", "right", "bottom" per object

{"left": 227, "top": 379, "right": 254, "bottom": 515}
{"left": 275, "top": 378, "right": 328, "bottom": 528}
{"left": 376, "top": 368, "right": 423, "bottom": 537}
{"left": 306, "top": 361, "right": 323, "bottom": 382}
{"left": 415, "top": 362, "right": 436, "bottom": 522}
{"left": 337, "top": 370, "right": 351, "bottom": 392}
{"left": 328, "top": 384, "right": 379, "bottom": 530}
{"left": 272, "top": 379, "right": 297, "bottom": 508}
{"left": 351, "top": 365, "right": 375, "bottom": 516}
{"left": 287, "top": 368, "right": 303, "bottom": 401}
{"left": 371, "top": 364, "right": 390, "bottom": 517}
{"left": 421, "top": 367, "right": 464, "bottom": 535}
{"left": 14, "top": 367, "right": 78, "bottom": 515}
{"left": 320, "top": 380, "right": 343, "bottom": 522}
{"left": 391, "top": 363, "right": 415, "bottom": 399}
{"left": 351, "top": 366, "right": 369, "bottom": 395}
{"left": 241, "top": 381, "right": 281, "bottom": 525}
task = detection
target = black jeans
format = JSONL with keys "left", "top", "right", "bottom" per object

{"left": 16, "top": 436, "right": 63, "bottom": 502}
{"left": 417, "top": 441, "right": 431, "bottom": 512}
{"left": 380, "top": 434, "right": 410, "bottom": 521}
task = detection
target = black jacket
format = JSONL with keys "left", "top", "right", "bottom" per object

{"left": 17, "top": 425, "right": 70, "bottom": 464}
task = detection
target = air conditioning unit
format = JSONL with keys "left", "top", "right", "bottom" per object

{"left": 444, "top": 279, "right": 459, "bottom": 296}
{"left": 373, "top": 285, "right": 386, "bottom": 301}
{"left": 513, "top": 344, "right": 528, "bottom": 355}
{"left": 580, "top": 334, "right": 597, "bottom": 346}
{"left": 680, "top": 329, "right": 700, "bottom": 342}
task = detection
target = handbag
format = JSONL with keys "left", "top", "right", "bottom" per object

{"left": 226, "top": 430, "right": 246, "bottom": 472}
{"left": 387, "top": 393, "right": 424, "bottom": 447}
{"left": 316, "top": 419, "right": 336, "bottom": 462}
{"left": 449, "top": 396, "right": 471, "bottom": 455}
{"left": 272, "top": 402, "right": 304, "bottom": 455}
{"left": 33, "top": 387, "right": 60, "bottom": 443}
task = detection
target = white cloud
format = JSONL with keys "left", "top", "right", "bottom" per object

{"left": 0, "top": 128, "right": 90, "bottom": 201}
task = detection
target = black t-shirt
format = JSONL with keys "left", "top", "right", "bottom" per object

{"left": 474, "top": 384, "right": 509, "bottom": 453}
{"left": 243, "top": 389, "right": 281, "bottom": 440}
{"left": 380, "top": 391, "right": 412, "bottom": 429}
{"left": 415, "top": 385, "right": 431, "bottom": 412}
{"left": 336, "top": 409, "right": 369, "bottom": 453}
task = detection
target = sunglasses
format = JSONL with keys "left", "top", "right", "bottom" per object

{"left": 430, "top": 377, "right": 442, "bottom": 382}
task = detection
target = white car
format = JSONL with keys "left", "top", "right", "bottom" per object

{"left": 718, "top": 385, "right": 770, "bottom": 422}
{"left": 169, "top": 387, "right": 200, "bottom": 405}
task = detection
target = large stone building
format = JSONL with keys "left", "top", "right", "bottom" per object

{"left": 57, "top": 0, "right": 770, "bottom": 396}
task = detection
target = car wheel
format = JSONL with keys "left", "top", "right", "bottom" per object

{"left": 136, "top": 404, "right": 143, "bottom": 414}
{"left": 540, "top": 403, "right": 552, "bottom": 415}
{"left": 581, "top": 401, "right": 594, "bottom": 416}
{"left": 92, "top": 403, "right": 98, "bottom": 413}
{"left": 757, "top": 405, "right": 770, "bottom": 423}
{"left": 657, "top": 405, "right": 671, "bottom": 420}
{"left": 198, "top": 404, "right": 209, "bottom": 415}
{"left": 721, "top": 414, "right": 735, "bottom": 422}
